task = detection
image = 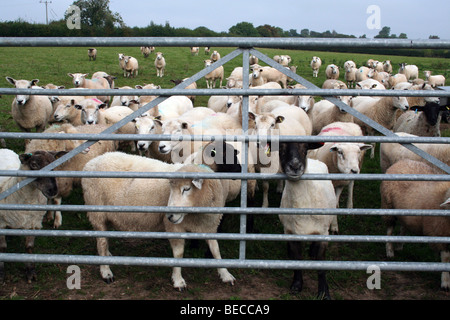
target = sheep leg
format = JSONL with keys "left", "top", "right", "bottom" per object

{"left": 205, "top": 239, "right": 235, "bottom": 285}
{"left": 310, "top": 241, "right": 331, "bottom": 300}
{"left": 441, "top": 251, "right": 450, "bottom": 291}
{"left": 0, "top": 235, "right": 6, "bottom": 282}
{"left": 96, "top": 237, "right": 115, "bottom": 283}
{"left": 346, "top": 181, "right": 354, "bottom": 209}
{"left": 384, "top": 217, "right": 396, "bottom": 258}
{"left": 25, "top": 236, "right": 37, "bottom": 283}
{"left": 169, "top": 238, "right": 187, "bottom": 291}
{"left": 262, "top": 181, "right": 269, "bottom": 208}
{"left": 46, "top": 197, "right": 62, "bottom": 228}
{"left": 287, "top": 241, "right": 304, "bottom": 293}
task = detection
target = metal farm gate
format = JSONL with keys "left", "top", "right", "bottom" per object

{"left": 0, "top": 37, "right": 449, "bottom": 290}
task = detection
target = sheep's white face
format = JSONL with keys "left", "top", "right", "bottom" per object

{"left": 69, "top": 73, "right": 87, "bottom": 87}
{"left": 6, "top": 77, "right": 39, "bottom": 106}
{"left": 392, "top": 96, "right": 409, "bottom": 111}
{"left": 74, "top": 99, "right": 105, "bottom": 125}
{"left": 158, "top": 120, "right": 189, "bottom": 154}
{"left": 134, "top": 115, "right": 159, "bottom": 151}
{"left": 155, "top": 52, "right": 163, "bottom": 60}
{"left": 53, "top": 97, "right": 77, "bottom": 121}
{"left": 297, "top": 95, "right": 314, "bottom": 112}
{"left": 330, "top": 143, "right": 372, "bottom": 175}
{"left": 251, "top": 68, "right": 263, "bottom": 79}
{"left": 167, "top": 178, "right": 203, "bottom": 224}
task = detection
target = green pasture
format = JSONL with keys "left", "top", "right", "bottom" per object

{"left": 0, "top": 46, "right": 449, "bottom": 300}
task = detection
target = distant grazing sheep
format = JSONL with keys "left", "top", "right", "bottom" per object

{"left": 67, "top": 73, "right": 111, "bottom": 104}
{"left": 325, "top": 64, "right": 340, "bottom": 80}
{"left": 424, "top": 70, "right": 446, "bottom": 87}
{"left": 88, "top": 48, "right": 97, "bottom": 61}
{"left": 210, "top": 50, "right": 221, "bottom": 62}
{"left": 398, "top": 63, "right": 419, "bottom": 81}
{"left": 154, "top": 52, "right": 166, "bottom": 77}
{"left": 311, "top": 56, "right": 322, "bottom": 78}
{"left": 204, "top": 59, "right": 224, "bottom": 88}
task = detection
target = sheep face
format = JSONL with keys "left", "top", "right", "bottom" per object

{"left": 158, "top": 119, "right": 189, "bottom": 155}
{"left": 410, "top": 102, "right": 447, "bottom": 126}
{"left": 74, "top": 98, "right": 107, "bottom": 125}
{"left": 167, "top": 177, "right": 203, "bottom": 224}
{"left": 392, "top": 95, "right": 409, "bottom": 111}
{"left": 297, "top": 95, "right": 315, "bottom": 112}
{"left": 133, "top": 114, "right": 161, "bottom": 151}
{"left": 329, "top": 143, "right": 373, "bottom": 174}
{"left": 279, "top": 142, "right": 323, "bottom": 180}
{"left": 68, "top": 73, "right": 88, "bottom": 87}
{"left": 6, "top": 77, "right": 39, "bottom": 105}
{"left": 53, "top": 97, "right": 78, "bottom": 122}
{"left": 19, "top": 150, "right": 66, "bottom": 199}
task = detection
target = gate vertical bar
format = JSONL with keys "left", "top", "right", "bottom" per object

{"left": 239, "top": 48, "right": 250, "bottom": 260}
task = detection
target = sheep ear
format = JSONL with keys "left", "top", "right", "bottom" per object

{"left": 74, "top": 104, "right": 83, "bottom": 110}
{"left": 6, "top": 77, "right": 16, "bottom": 85}
{"left": 192, "top": 179, "right": 203, "bottom": 190}
{"left": 135, "top": 85, "right": 143, "bottom": 89}
{"left": 276, "top": 116, "right": 285, "bottom": 123}
{"left": 31, "top": 79, "right": 39, "bottom": 86}
{"left": 181, "top": 122, "right": 189, "bottom": 129}
{"left": 52, "top": 151, "right": 68, "bottom": 159}
{"left": 307, "top": 142, "right": 324, "bottom": 150}
{"left": 248, "top": 112, "right": 256, "bottom": 121}
{"left": 19, "top": 153, "right": 32, "bottom": 164}
{"left": 67, "top": 73, "right": 73, "bottom": 78}
{"left": 98, "top": 103, "right": 107, "bottom": 109}
{"left": 360, "top": 144, "right": 373, "bottom": 151}
{"left": 58, "top": 86, "right": 65, "bottom": 89}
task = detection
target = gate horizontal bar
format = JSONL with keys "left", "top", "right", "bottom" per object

{"left": 1, "top": 37, "right": 450, "bottom": 49}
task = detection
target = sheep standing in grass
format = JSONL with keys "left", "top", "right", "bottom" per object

{"left": 190, "top": 47, "right": 199, "bottom": 56}
{"left": 381, "top": 159, "right": 450, "bottom": 291}
{"left": 166, "top": 162, "right": 241, "bottom": 290}
{"left": 325, "top": 64, "right": 340, "bottom": 80}
{"left": 88, "top": 48, "right": 97, "bottom": 61}
{"left": 383, "top": 60, "right": 393, "bottom": 74}
{"left": 250, "top": 65, "right": 287, "bottom": 88}
{"left": 310, "top": 56, "right": 322, "bottom": 77}
{"left": 424, "top": 70, "right": 446, "bottom": 87}
{"left": 6, "top": 77, "right": 53, "bottom": 133}
{"left": 123, "top": 56, "right": 139, "bottom": 78}
{"left": 398, "top": 63, "right": 419, "bottom": 81}
{"left": 204, "top": 59, "right": 224, "bottom": 89}
{"left": 386, "top": 73, "right": 408, "bottom": 88}
{"left": 278, "top": 133, "right": 336, "bottom": 299}
{"left": 140, "top": 46, "right": 153, "bottom": 58}
{"left": 81, "top": 140, "right": 241, "bottom": 287}
{"left": 0, "top": 149, "right": 65, "bottom": 283}
{"left": 25, "top": 123, "right": 117, "bottom": 227}
{"left": 344, "top": 65, "right": 357, "bottom": 88}
{"left": 308, "top": 122, "right": 372, "bottom": 211}
{"left": 67, "top": 73, "right": 111, "bottom": 104}
{"left": 210, "top": 50, "right": 221, "bottom": 62}
{"left": 110, "top": 86, "right": 140, "bottom": 110}
{"left": 154, "top": 52, "right": 166, "bottom": 77}
{"left": 355, "top": 66, "right": 371, "bottom": 82}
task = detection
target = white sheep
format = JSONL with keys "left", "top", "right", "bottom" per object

{"left": 311, "top": 56, "right": 322, "bottom": 77}
{"left": 210, "top": 50, "right": 221, "bottom": 62}
{"left": 311, "top": 98, "right": 354, "bottom": 135}
{"left": 67, "top": 73, "right": 111, "bottom": 104}
{"left": 166, "top": 163, "right": 238, "bottom": 290}
{"left": 249, "top": 55, "right": 259, "bottom": 65}
{"left": 355, "top": 79, "right": 386, "bottom": 90}
{"left": 87, "top": 48, "right": 97, "bottom": 61}
{"left": 110, "top": 86, "right": 140, "bottom": 110}
{"left": 154, "top": 52, "right": 166, "bottom": 77}
{"left": 170, "top": 78, "right": 198, "bottom": 103}
{"left": 207, "top": 95, "right": 242, "bottom": 113}
{"left": 204, "top": 59, "right": 224, "bottom": 89}
{"left": 204, "top": 46, "right": 210, "bottom": 55}
{"left": 279, "top": 157, "right": 337, "bottom": 299}
{"left": 343, "top": 60, "right": 356, "bottom": 71}
{"left": 52, "top": 95, "right": 86, "bottom": 126}
{"left": 140, "top": 46, "right": 153, "bottom": 58}
{"left": 423, "top": 70, "right": 446, "bottom": 87}
{"left": 25, "top": 123, "right": 118, "bottom": 228}
{"left": 353, "top": 95, "right": 409, "bottom": 158}
{"left": 383, "top": 60, "right": 393, "bottom": 74}
{"left": 344, "top": 65, "right": 357, "bottom": 88}
{"left": 6, "top": 77, "right": 53, "bottom": 133}
{"left": 367, "top": 69, "right": 390, "bottom": 87}
{"left": 123, "top": 55, "right": 139, "bottom": 78}
{"left": 322, "top": 79, "right": 347, "bottom": 90}
{"left": 154, "top": 95, "right": 194, "bottom": 121}
{"left": 381, "top": 159, "right": 450, "bottom": 291}
{"left": 250, "top": 65, "right": 287, "bottom": 88}
{"left": 226, "top": 67, "right": 244, "bottom": 89}
{"left": 190, "top": 47, "right": 199, "bottom": 56}
{"left": 135, "top": 83, "right": 161, "bottom": 110}
{"left": 355, "top": 66, "right": 371, "bottom": 82}
{"left": 308, "top": 122, "right": 372, "bottom": 210}
{"left": 379, "top": 132, "right": 450, "bottom": 173}
{"left": 81, "top": 140, "right": 241, "bottom": 287}
{"left": 398, "top": 63, "right": 419, "bottom": 81}
{"left": 0, "top": 149, "right": 65, "bottom": 283}
{"left": 386, "top": 73, "right": 408, "bottom": 89}
{"left": 325, "top": 64, "right": 340, "bottom": 80}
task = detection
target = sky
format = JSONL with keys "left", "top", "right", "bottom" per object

{"left": 0, "top": 0, "right": 449, "bottom": 39}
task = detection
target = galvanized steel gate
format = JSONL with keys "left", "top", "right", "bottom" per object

{"left": 0, "top": 37, "right": 449, "bottom": 286}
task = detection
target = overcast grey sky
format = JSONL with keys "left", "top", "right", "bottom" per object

{"left": 1, "top": 0, "right": 449, "bottom": 39}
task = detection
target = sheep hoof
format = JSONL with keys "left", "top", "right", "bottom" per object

{"left": 317, "top": 291, "right": 331, "bottom": 300}
{"left": 26, "top": 269, "right": 37, "bottom": 283}
{"left": 103, "top": 276, "right": 115, "bottom": 284}
{"left": 289, "top": 281, "right": 303, "bottom": 294}
{"left": 441, "top": 285, "right": 449, "bottom": 292}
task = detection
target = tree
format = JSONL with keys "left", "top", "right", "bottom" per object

{"left": 374, "top": 26, "right": 391, "bottom": 38}
{"left": 228, "top": 22, "right": 259, "bottom": 37}
{"left": 67, "top": 0, "right": 125, "bottom": 28}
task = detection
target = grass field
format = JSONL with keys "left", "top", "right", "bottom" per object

{"left": 0, "top": 45, "right": 449, "bottom": 300}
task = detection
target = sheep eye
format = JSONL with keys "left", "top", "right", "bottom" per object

{"left": 182, "top": 186, "right": 191, "bottom": 194}
{"left": 210, "top": 148, "right": 216, "bottom": 157}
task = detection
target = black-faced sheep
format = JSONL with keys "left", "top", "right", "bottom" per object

{"left": 0, "top": 149, "right": 66, "bottom": 283}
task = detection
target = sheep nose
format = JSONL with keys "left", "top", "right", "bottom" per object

{"left": 121, "top": 101, "right": 127, "bottom": 106}
{"left": 351, "top": 169, "right": 359, "bottom": 174}
{"left": 87, "top": 120, "right": 94, "bottom": 125}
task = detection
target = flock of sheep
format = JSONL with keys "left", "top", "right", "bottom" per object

{"left": 0, "top": 45, "right": 449, "bottom": 299}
